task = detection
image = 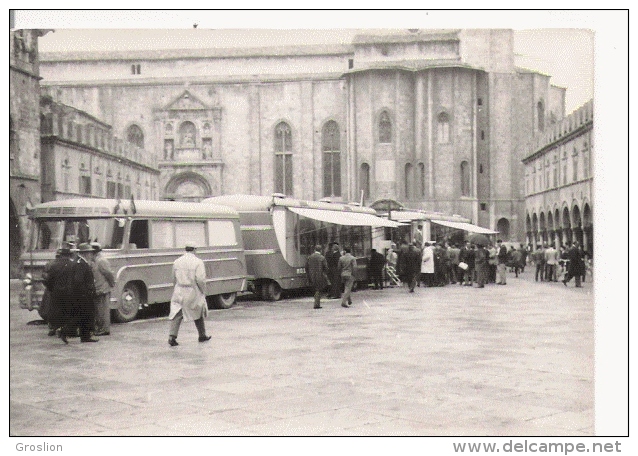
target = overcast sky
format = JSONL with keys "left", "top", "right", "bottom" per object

{"left": 14, "top": 10, "right": 603, "bottom": 114}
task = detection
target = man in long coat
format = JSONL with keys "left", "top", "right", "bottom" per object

{"left": 325, "top": 242, "right": 341, "bottom": 299}
{"left": 368, "top": 248, "right": 386, "bottom": 290}
{"left": 306, "top": 245, "right": 330, "bottom": 309}
{"left": 57, "top": 243, "right": 99, "bottom": 344}
{"left": 420, "top": 242, "right": 435, "bottom": 287}
{"left": 563, "top": 241, "right": 585, "bottom": 288}
{"left": 168, "top": 242, "right": 211, "bottom": 346}
{"left": 43, "top": 244, "right": 75, "bottom": 340}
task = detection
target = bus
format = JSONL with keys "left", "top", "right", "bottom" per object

{"left": 202, "top": 194, "right": 401, "bottom": 300}
{"left": 19, "top": 198, "right": 247, "bottom": 322}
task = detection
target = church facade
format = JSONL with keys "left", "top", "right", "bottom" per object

{"left": 38, "top": 29, "right": 566, "bottom": 241}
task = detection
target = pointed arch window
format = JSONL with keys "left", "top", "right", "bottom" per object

{"left": 418, "top": 162, "right": 426, "bottom": 197}
{"left": 437, "top": 112, "right": 450, "bottom": 143}
{"left": 360, "top": 163, "right": 370, "bottom": 200}
{"left": 274, "top": 122, "right": 293, "bottom": 195}
{"left": 379, "top": 111, "right": 392, "bottom": 144}
{"left": 460, "top": 160, "right": 470, "bottom": 196}
{"left": 405, "top": 163, "right": 414, "bottom": 199}
{"left": 127, "top": 124, "right": 144, "bottom": 149}
{"left": 322, "top": 120, "right": 341, "bottom": 197}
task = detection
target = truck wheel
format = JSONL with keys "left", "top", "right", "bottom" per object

{"left": 114, "top": 282, "right": 141, "bottom": 323}
{"left": 213, "top": 292, "right": 236, "bottom": 309}
{"left": 263, "top": 281, "right": 282, "bottom": 301}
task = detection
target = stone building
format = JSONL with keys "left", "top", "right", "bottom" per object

{"left": 39, "top": 96, "right": 160, "bottom": 203}
{"left": 38, "top": 28, "right": 567, "bottom": 240}
{"left": 9, "top": 28, "right": 160, "bottom": 277}
{"left": 10, "top": 28, "right": 49, "bottom": 277}
{"left": 522, "top": 100, "right": 594, "bottom": 255}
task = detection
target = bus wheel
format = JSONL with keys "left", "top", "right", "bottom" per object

{"left": 263, "top": 281, "right": 282, "bottom": 301}
{"left": 115, "top": 283, "right": 141, "bottom": 323}
{"left": 212, "top": 292, "right": 236, "bottom": 309}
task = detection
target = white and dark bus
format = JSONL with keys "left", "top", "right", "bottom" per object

{"left": 20, "top": 198, "right": 247, "bottom": 322}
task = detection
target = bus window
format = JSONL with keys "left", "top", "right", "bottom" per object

{"left": 32, "top": 220, "right": 61, "bottom": 250}
{"left": 151, "top": 220, "right": 174, "bottom": 248}
{"left": 296, "top": 218, "right": 316, "bottom": 255}
{"left": 207, "top": 220, "right": 237, "bottom": 246}
{"left": 175, "top": 221, "right": 206, "bottom": 249}
{"left": 129, "top": 219, "right": 149, "bottom": 249}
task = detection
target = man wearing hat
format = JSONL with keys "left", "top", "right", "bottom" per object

{"left": 54, "top": 243, "right": 99, "bottom": 343}
{"left": 306, "top": 244, "right": 330, "bottom": 309}
{"left": 167, "top": 242, "right": 211, "bottom": 346}
{"left": 43, "top": 243, "right": 75, "bottom": 337}
{"left": 91, "top": 242, "right": 115, "bottom": 336}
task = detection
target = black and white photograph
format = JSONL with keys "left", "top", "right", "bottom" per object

{"left": 7, "top": 8, "right": 629, "bottom": 454}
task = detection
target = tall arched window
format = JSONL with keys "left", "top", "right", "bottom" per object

{"left": 460, "top": 160, "right": 470, "bottom": 196}
{"left": 127, "top": 124, "right": 144, "bottom": 149}
{"left": 379, "top": 111, "right": 392, "bottom": 143}
{"left": 418, "top": 162, "right": 426, "bottom": 197}
{"left": 274, "top": 122, "right": 293, "bottom": 195}
{"left": 537, "top": 101, "right": 545, "bottom": 132}
{"left": 405, "top": 163, "right": 413, "bottom": 199}
{"left": 360, "top": 163, "right": 370, "bottom": 200}
{"left": 437, "top": 112, "right": 450, "bottom": 143}
{"left": 322, "top": 120, "right": 341, "bottom": 197}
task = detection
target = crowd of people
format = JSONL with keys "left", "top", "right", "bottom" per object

{"left": 305, "top": 237, "right": 591, "bottom": 309}
{"left": 41, "top": 241, "right": 114, "bottom": 344}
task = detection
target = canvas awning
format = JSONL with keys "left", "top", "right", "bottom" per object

{"left": 431, "top": 219, "right": 499, "bottom": 234}
{"left": 288, "top": 207, "right": 403, "bottom": 228}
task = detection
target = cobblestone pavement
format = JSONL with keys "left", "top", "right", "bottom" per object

{"left": 9, "top": 270, "right": 594, "bottom": 436}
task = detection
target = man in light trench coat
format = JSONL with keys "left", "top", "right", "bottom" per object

{"left": 168, "top": 242, "right": 212, "bottom": 346}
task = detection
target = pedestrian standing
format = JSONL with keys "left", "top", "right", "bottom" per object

{"left": 446, "top": 243, "right": 460, "bottom": 284}
{"left": 487, "top": 244, "right": 498, "bottom": 283}
{"left": 368, "top": 248, "right": 386, "bottom": 290}
{"left": 42, "top": 244, "right": 75, "bottom": 339}
{"left": 496, "top": 239, "right": 508, "bottom": 285}
{"left": 533, "top": 245, "right": 546, "bottom": 282}
{"left": 61, "top": 243, "right": 99, "bottom": 344}
{"left": 405, "top": 242, "right": 422, "bottom": 292}
{"left": 338, "top": 248, "right": 357, "bottom": 307}
{"left": 420, "top": 242, "right": 435, "bottom": 287}
{"left": 325, "top": 242, "right": 342, "bottom": 299}
{"left": 91, "top": 242, "right": 115, "bottom": 336}
{"left": 396, "top": 240, "right": 409, "bottom": 284}
{"left": 168, "top": 242, "right": 211, "bottom": 346}
{"left": 544, "top": 244, "right": 559, "bottom": 282}
{"left": 474, "top": 244, "right": 488, "bottom": 288}
{"left": 306, "top": 244, "right": 330, "bottom": 309}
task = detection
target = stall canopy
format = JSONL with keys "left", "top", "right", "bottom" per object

{"left": 288, "top": 207, "right": 403, "bottom": 228}
{"left": 431, "top": 219, "right": 499, "bottom": 234}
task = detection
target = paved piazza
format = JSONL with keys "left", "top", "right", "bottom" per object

{"left": 9, "top": 271, "right": 594, "bottom": 436}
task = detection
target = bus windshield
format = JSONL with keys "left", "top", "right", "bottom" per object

{"left": 30, "top": 218, "right": 125, "bottom": 251}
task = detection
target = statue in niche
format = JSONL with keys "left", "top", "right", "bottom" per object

{"left": 203, "top": 122, "right": 211, "bottom": 134}
{"left": 165, "top": 123, "right": 173, "bottom": 135}
{"left": 202, "top": 139, "right": 212, "bottom": 159}
{"left": 179, "top": 121, "right": 197, "bottom": 148}
{"left": 164, "top": 140, "right": 174, "bottom": 160}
